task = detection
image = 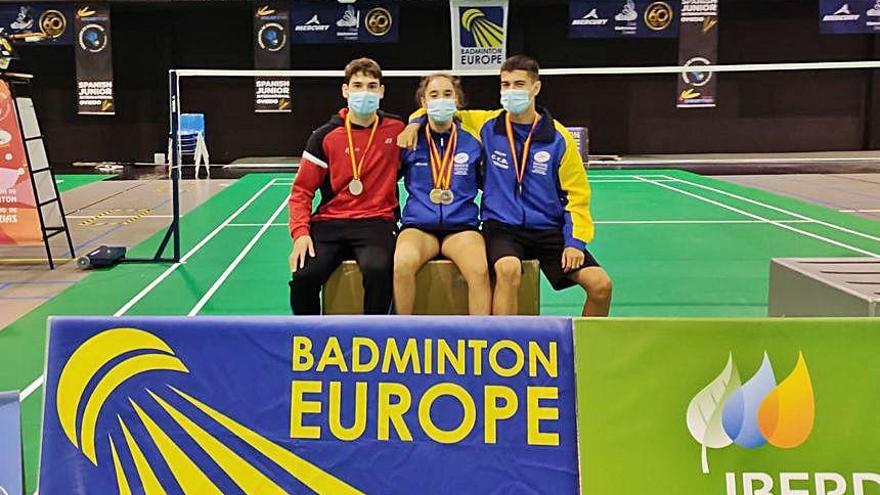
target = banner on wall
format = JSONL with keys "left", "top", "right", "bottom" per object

{"left": 451, "top": 0, "right": 509, "bottom": 72}
{"left": 0, "top": 3, "right": 74, "bottom": 45}
{"left": 0, "top": 391, "right": 23, "bottom": 495}
{"left": 74, "top": 4, "right": 114, "bottom": 115}
{"left": 575, "top": 318, "right": 880, "bottom": 494}
{"left": 39, "top": 316, "right": 580, "bottom": 494}
{"left": 254, "top": 2, "right": 292, "bottom": 113}
{"left": 819, "top": 0, "right": 880, "bottom": 34}
{"left": 676, "top": 0, "right": 718, "bottom": 108}
{"left": 568, "top": 0, "right": 680, "bottom": 38}
{"left": 0, "top": 80, "right": 40, "bottom": 246}
{"left": 290, "top": 0, "right": 398, "bottom": 44}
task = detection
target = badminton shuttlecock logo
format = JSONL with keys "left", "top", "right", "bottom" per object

{"left": 461, "top": 8, "right": 505, "bottom": 48}
{"left": 55, "top": 327, "right": 362, "bottom": 493}
{"left": 686, "top": 353, "right": 815, "bottom": 474}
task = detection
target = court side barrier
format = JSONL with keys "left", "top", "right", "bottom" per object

{"left": 38, "top": 316, "right": 880, "bottom": 494}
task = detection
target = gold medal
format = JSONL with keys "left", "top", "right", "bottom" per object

{"left": 440, "top": 189, "right": 454, "bottom": 205}
{"left": 349, "top": 179, "right": 364, "bottom": 196}
{"left": 429, "top": 188, "right": 443, "bottom": 204}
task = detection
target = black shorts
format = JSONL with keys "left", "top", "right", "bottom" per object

{"left": 400, "top": 224, "right": 479, "bottom": 244}
{"left": 483, "top": 220, "right": 600, "bottom": 290}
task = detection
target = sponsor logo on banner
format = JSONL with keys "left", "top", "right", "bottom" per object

{"left": 0, "top": 3, "right": 74, "bottom": 45}
{"left": 575, "top": 319, "right": 880, "bottom": 495}
{"left": 254, "top": 2, "right": 291, "bottom": 113}
{"left": 568, "top": 0, "right": 678, "bottom": 38}
{"left": 820, "top": 0, "right": 880, "bottom": 32}
{"left": 451, "top": 0, "right": 508, "bottom": 71}
{"left": 291, "top": 1, "right": 398, "bottom": 44}
{"left": 677, "top": 0, "right": 718, "bottom": 108}
{"left": 74, "top": 4, "right": 114, "bottom": 115}
{"left": 39, "top": 317, "right": 579, "bottom": 494}
{"left": 686, "top": 353, "right": 814, "bottom": 474}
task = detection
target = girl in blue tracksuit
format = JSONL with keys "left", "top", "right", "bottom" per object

{"left": 394, "top": 74, "right": 491, "bottom": 315}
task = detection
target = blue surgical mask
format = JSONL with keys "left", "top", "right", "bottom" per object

{"left": 426, "top": 98, "right": 457, "bottom": 124}
{"left": 500, "top": 89, "right": 532, "bottom": 115}
{"left": 348, "top": 91, "right": 381, "bottom": 117}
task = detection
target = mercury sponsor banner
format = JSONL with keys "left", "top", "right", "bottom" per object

{"left": 74, "top": 4, "right": 114, "bottom": 115}
{"left": 254, "top": 2, "right": 291, "bottom": 113}
{"left": 290, "top": 0, "right": 398, "bottom": 44}
{"left": 569, "top": 0, "right": 680, "bottom": 38}
{"left": 451, "top": 0, "right": 509, "bottom": 72}
{"left": 0, "top": 3, "right": 74, "bottom": 45}
{"left": 676, "top": 0, "right": 718, "bottom": 108}
{"left": 819, "top": 0, "right": 880, "bottom": 34}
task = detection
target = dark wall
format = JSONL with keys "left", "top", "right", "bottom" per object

{"left": 12, "top": 0, "right": 880, "bottom": 166}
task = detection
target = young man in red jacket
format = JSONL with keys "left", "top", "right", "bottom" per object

{"left": 288, "top": 58, "right": 405, "bottom": 314}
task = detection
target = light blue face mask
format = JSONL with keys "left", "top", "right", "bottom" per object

{"left": 426, "top": 98, "right": 457, "bottom": 124}
{"left": 500, "top": 89, "right": 532, "bottom": 115}
{"left": 348, "top": 91, "right": 381, "bottom": 117}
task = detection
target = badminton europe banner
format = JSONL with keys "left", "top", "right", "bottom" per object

{"left": 39, "top": 316, "right": 580, "bottom": 494}
{"left": 254, "top": 2, "right": 292, "bottom": 113}
{"left": 0, "top": 80, "right": 41, "bottom": 246}
{"left": 74, "top": 4, "right": 114, "bottom": 115}
{"left": 576, "top": 318, "right": 880, "bottom": 494}
{"left": 676, "top": 0, "right": 718, "bottom": 108}
{"left": 450, "top": 0, "right": 509, "bottom": 72}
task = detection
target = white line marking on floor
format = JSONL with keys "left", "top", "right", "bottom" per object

{"left": 17, "top": 179, "right": 281, "bottom": 403}
{"left": 663, "top": 175, "right": 880, "bottom": 244}
{"left": 840, "top": 209, "right": 880, "bottom": 213}
{"left": 188, "top": 198, "right": 289, "bottom": 316}
{"left": 637, "top": 176, "right": 880, "bottom": 258}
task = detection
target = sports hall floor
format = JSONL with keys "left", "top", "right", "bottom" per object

{"left": 2, "top": 168, "right": 880, "bottom": 491}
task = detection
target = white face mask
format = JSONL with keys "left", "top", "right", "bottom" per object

{"left": 500, "top": 89, "right": 532, "bottom": 115}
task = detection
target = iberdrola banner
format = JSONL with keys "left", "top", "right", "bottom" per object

{"left": 39, "top": 316, "right": 579, "bottom": 494}
{"left": 575, "top": 318, "right": 880, "bottom": 495}
{"left": 450, "top": 0, "right": 509, "bottom": 72}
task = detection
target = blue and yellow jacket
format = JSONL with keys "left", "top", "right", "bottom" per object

{"left": 400, "top": 120, "right": 483, "bottom": 229}
{"left": 461, "top": 107, "right": 593, "bottom": 249}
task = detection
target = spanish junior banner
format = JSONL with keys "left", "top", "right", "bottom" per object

{"left": 39, "top": 316, "right": 579, "bottom": 494}
{"left": 676, "top": 0, "right": 718, "bottom": 108}
{"left": 575, "top": 318, "right": 880, "bottom": 494}
{"left": 254, "top": 2, "right": 292, "bottom": 113}
{"left": 450, "top": 0, "right": 509, "bottom": 72}
{"left": 0, "top": 80, "right": 41, "bottom": 246}
{"left": 74, "top": 3, "right": 114, "bottom": 115}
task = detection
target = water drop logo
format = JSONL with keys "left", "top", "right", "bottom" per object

{"left": 686, "top": 352, "right": 815, "bottom": 473}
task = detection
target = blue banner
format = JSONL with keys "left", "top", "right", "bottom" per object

{"left": 569, "top": 0, "right": 680, "bottom": 38}
{"left": 291, "top": 0, "right": 398, "bottom": 44}
{"left": 819, "top": 0, "right": 880, "bottom": 34}
{"left": 0, "top": 391, "right": 22, "bottom": 495}
{"left": 39, "top": 316, "right": 579, "bottom": 494}
{"left": 0, "top": 3, "right": 74, "bottom": 45}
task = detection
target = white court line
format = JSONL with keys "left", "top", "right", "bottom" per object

{"left": 637, "top": 176, "right": 880, "bottom": 258}
{"left": 663, "top": 175, "right": 880, "bottom": 244}
{"left": 17, "top": 178, "right": 280, "bottom": 403}
{"left": 188, "top": 198, "right": 289, "bottom": 316}
{"left": 840, "top": 209, "right": 880, "bottom": 213}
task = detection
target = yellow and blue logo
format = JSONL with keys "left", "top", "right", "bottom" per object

{"left": 459, "top": 7, "right": 505, "bottom": 48}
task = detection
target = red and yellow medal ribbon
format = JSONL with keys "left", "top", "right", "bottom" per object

{"left": 505, "top": 113, "right": 539, "bottom": 190}
{"left": 344, "top": 112, "right": 380, "bottom": 183}
{"left": 425, "top": 123, "right": 458, "bottom": 190}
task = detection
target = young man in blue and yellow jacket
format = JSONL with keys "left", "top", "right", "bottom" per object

{"left": 401, "top": 55, "right": 612, "bottom": 316}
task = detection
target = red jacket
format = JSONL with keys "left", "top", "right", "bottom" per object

{"left": 288, "top": 109, "right": 405, "bottom": 238}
